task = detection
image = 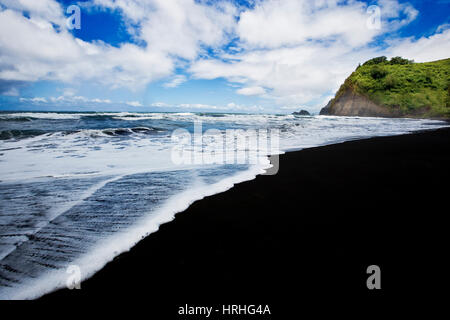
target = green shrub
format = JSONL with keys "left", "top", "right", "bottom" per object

{"left": 370, "top": 66, "right": 388, "bottom": 79}
{"left": 363, "top": 56, "right": 388, "bottom": 66}
{"left": 384, "top": 74, "right": 398, "bottom": 90}
{"left": 390, "top": 57, "right": 413, "bottom": 65}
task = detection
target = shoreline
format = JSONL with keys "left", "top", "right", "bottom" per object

{"left": 37, "top": 127, "right": 450, "bottom": 308}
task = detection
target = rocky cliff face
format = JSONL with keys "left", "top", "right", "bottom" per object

{"left": 320, "top": 88, "right": 398, "bottom": 117}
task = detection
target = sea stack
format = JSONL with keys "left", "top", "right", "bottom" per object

{"left": 292, "top": 110, "right": 311, "bottom": 116}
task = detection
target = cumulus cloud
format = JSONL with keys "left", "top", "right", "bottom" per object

{"left": 0, "top": 0, "right": 235, "bottom": 91}
{"left": 189, "top": 0, "right": 428, "bottom": 110}
{"left": 237, "top": 0, "right": 379, "bottom": 48}
{"left": 126, "top": 101, "right": 143, "bottom": 107}
{"left": 386, "top": 25, "right": 450, "bottom": 62}
{"left": 163, "top": 75, "right": 187, "bottom": 88}
{"left": 19, "top": 97, "right": 48, "bottom": 103}
{"left": 91, "top": 98, "right": 112, "bottom": 103}
{"left": 20, "top": 93, "right": 112, "bottom": 105}
{"left": 190, "top": 42, "right": 379, "bottom": 107}
{"left": 0, "top": 0, "right": 66, "bottom": 25}
{"left": 378, "top": 0, "right": 418, "bottom": 28}
{"left": 236, "top": 86, "right": 266, "bottom": 96}
{"left": 0, "top": 7, "right": 173, "bottom": 89}
{"left": 1, "top": 0, "right": 449, "bottom": 112}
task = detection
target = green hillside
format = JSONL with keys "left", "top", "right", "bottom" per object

{"left": 332, "top": 57, "right": 450, "bottom": 118}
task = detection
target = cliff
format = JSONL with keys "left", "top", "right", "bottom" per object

{"left": 320, "top": 88, "right": 397, "bottom": 117}
{"left": 320, "top": 57, "right": 450, "bottom": 119}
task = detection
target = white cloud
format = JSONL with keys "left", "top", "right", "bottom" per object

{"left": 91, "top": 98, "right": 112, "bottom": 104}
{"left": 386, "top": 25, "right": 450, "bottom": 62}
{"left": 1, "top": 0, "right": 448, "bottom": 112}
{"left": 0, "top": 0, "right": 66, "bottom": 25}
{"left": 89, "top": 0, "right": 237, "bottom": 62}
{"left": 20, "top": 94, "right": 112, "bottom": 105}
{"left": 237, "top": 0, "right": 382, "bottom": 48}
{"left": 60, "top": 88, "right": 77, "bottom": 97}
{"left": 190, "top": 43, "right": 380, "bottom": 108}
{"left": 378, "top": 0, "right": 418, "bottom": 28}
{"left": 163, "top": 75, "right": 187, "bottom": 88}
{"left": 189, "top": 0, "right": 426, "bottom": 111}
{"left": 0, "top": 0, "right": 235, "bottom": 91}
{"left": 19, "top": 97, "right": 47, "bottom": 103}
{"left": 126, "top": 101, "right": 143, "bottom": 107}
{"left": 236, "top": 86, "right": 266, "bottom": 96}
{"left": 0, "top": 7, "right": 173, "bottom": 88}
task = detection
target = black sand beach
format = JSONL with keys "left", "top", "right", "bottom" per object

{"left": 39, "top": 127, "right": 450, "bottom": 313}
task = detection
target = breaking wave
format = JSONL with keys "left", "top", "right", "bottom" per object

{"left": 0, "top": 111, "right": 448, "bottom": 299}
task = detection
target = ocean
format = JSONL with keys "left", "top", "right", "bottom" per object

{"left": 0, "top": 111, "right": 447, "bottom": 299}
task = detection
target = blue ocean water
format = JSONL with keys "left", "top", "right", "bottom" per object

{"left": 0, "top": 111, "right": 447, "bottom": 299}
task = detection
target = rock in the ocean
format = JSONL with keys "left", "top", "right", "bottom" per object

{"left": 292, "top": 110, "right": 311, "bottom": 116}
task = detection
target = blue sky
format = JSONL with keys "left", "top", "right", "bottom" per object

{"left": 0, "top": 0, "right": 449, "bottom": 113}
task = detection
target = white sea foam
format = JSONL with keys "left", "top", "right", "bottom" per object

{"left": 0, "top": 113, "right": 448, "bottom": 300}
{"left": 0, "top": 112, "right": 84, "bottom": 120}
{"left": 2, "top": 162, "right": 269, "bottom": 300}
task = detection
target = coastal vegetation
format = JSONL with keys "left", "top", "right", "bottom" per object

{"left": 328, "top": 57, "right": 450, "bottom": 118}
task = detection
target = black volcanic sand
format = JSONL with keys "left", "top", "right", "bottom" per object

{"left": 38, "top": 127, "right": 450, "bottom": 313}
